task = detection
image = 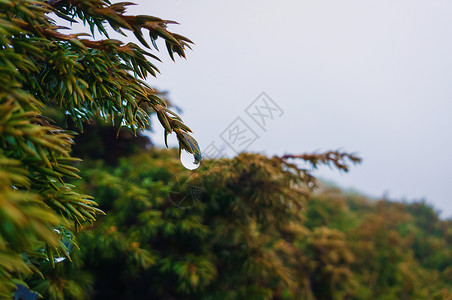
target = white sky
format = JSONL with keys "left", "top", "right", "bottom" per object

{"left": 123, "top": 0, "right": 452, "bottom": 217}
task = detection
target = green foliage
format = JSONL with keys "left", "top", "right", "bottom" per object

{"left": 0, "top": 0, "right": 200, "bottom": 296}
{"left": 28, "top": 149, "right": 451, "bottom": 300}
{"left": 305, "top": 188, "right": 452, "bottom": 299}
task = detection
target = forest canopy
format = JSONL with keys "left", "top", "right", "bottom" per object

{"left": 27, "top": 147, "right": 452, "bottom": 299}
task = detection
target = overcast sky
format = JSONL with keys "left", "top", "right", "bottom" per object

{"left": 121, "top": 0, "right": 452, "bottom": 217}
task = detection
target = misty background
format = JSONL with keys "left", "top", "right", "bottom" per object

{"left": 94, "top": 1, "right": 452, "bottom": 216}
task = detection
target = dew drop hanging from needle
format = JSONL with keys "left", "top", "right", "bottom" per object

{"left": 180, "top": 149, "right": 200, "bottom": 170}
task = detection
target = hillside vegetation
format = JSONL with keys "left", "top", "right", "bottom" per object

{"left": 26, "top": 148, "right": 452, "bottom": 300}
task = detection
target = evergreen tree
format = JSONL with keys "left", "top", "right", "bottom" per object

{"left": 0, "top": 0, "right": 200, "bottom": 296}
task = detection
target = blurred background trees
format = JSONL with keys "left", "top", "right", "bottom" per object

{"left": 24, "top": 134, "right": 451, "bottom": 299}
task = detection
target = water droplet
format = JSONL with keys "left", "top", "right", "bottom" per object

{"left": 45, "top": 255, "right": 66, "bottom": 264}
{"left": 180, "top": 150, "right": 200, "bottom": 170}
{"left": 54, "top": 257, "right": 66, "bottom": 263}
{"left": 49, "top": 228, "right": 73, "bottom": 264}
